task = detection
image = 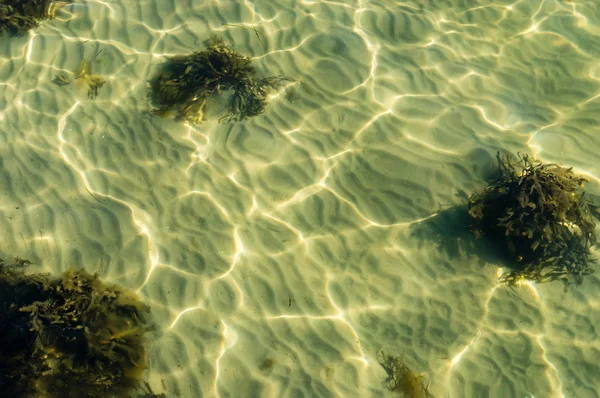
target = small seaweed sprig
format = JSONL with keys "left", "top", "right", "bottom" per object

{"left": 376, "top": 350, "right": 433, "bottom": 397}
{"left": 53, "top": 49, "right": 107, "bottom": 99}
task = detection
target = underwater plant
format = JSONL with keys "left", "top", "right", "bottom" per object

{"left": 0, "top": 258, "right": 155, "bottom": 397}
{"left": 53, "top": 49, "right": 107, "bottom": 99}
{"left": 0, "top": 0, "right": 70, "bottom": 36}
{"left": 149, "top": 35, "right": 293, "bottom": 123}
{"left": 468, "top": 152, "right": 597, "bottom": 286}
{"left": 377, "top": 351, "right": 433, "bottom": 398}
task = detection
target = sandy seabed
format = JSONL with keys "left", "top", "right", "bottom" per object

{"left": 1, "top": 0, "right": 599, "bottom": 397}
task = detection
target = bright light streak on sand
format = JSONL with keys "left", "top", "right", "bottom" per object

{"left": 91, "top": 0, "right": 116, "bottom": 15}
{"left": 214, "top": 321, "right": 238, "bottom": 393}
{"left": 168, "top": 305, "right": 204, "bottom": 329}
{"left": 405, "top": 134, "right": 459, "bottom": 155}
{"left": 215, "top": 227, "right": 245, "bottom": 280}
{"left": 263, "top": 213, "right": 305, "bottom": 241}
{"left": 282, "top": 185, "right": 324, "bottom": 208}
{"left": 181, "top": 190, "right": 231, "bottom": 219}
{"left": 302, "top": 0, "right": 356, "bottom": 9}
{"left": 353, "top": 110, "right": 392, "bottom": 139}
{"left": 266, "top": 275, "right": 393, "bottom": 368}
{"left": 450, "top": 332, "right": 480, "bottom": 368}
{"left": 342, "top": 7, "right": 379, "bottom": 97}
{"left": 252, "top": 37, "right": 311, "bottom": 60}
{"left": 33, "top": 235, "right": 54, "bottom": 242}
{"left": 248, "top": 195, "right": 259, "bottom": 215}
{"left": 56, "top": 102, "right": 159, "bottom": 294}
{"left": 132, "top": 206, "right": 159, "bottom": 292}
{"left": 534, "top": 334, "right": 565, "bottom": 397}
{"left": 25, "top": 35, "right": 34, "bottom": 62}
{"left": 471, "top": 105, "right": 508, "bottom": 131}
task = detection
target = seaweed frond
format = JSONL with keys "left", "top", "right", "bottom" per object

{"left": 468, "top": 152, "right": 597, "bottom": 286}
{"left": 52, "top": 49, "right": 107, "bottom": 100}
{"left": 0, "top": 259, "right": 152, "bottom": 397}
{"left": 149, "top": 35, "right": 294, "bottom": 123}
{"left": 377, "top": 350, "right": 434, "bottom": 397}
{"left": 86, "top": 74, "right": 107, "bottom": 99}
{"left": 0, "top": 0, "right": 71, "bottom": 36}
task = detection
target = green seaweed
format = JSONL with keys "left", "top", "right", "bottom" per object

{"left": 468, "top": 152, "right": 597, "bottom": 286}
{"left": 52, "top": 49, "right": 107, "bottom": 100}
{"left": 85, "top": 74, "right": 107, "bottom": 99}
{"left": 377, "top": 351, "right": 433, "bottom": 397}
{"left": 0, "top": 258, "right": 154, "bottom": 397}
{"left": 0, "top": 0, "right": 70, "bottom": 36}
{"left": 149, "top": 35, "right": 293, "bottom": 123}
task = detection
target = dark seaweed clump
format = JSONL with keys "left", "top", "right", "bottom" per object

{"left": 0, "top": 258, "right": 155, "bottom": 397}
{"left": 377, "top": 351, "right": 433, "bottom": 398}
{"left": 468, "top": 152, "right": 597, "bottom": 286}
{"left": 149, "top": 35, "right": 293, "bottom": 123}
{"left": 0, "top": 0, "right": 69, "bottom": 36}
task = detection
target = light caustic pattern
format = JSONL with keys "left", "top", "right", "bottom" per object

{"left": 1, "top": 0, "right": 600, "bottom": 397}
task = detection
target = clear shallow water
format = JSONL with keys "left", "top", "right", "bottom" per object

{"left": 1, "top": 0, "right": 599, "bottom": 397}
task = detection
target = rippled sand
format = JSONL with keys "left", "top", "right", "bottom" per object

{"left": 1, "top": 0, "right": 600, "bottom": 397}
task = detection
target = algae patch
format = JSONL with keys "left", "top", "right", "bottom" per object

{"left": 468, "top": 151, "right": 597, "bottom": 286}
{"left": 53, "top": 49, "right": 107, "bottom": 100}
{"left": 377, "top": 351, "right": 433, "bottom": 397}
{"left": 0, "top": 258, "right": 159, "bottom": 397}
{"left": 0, "top": 0, "right": 71, "bottom": 36}
{"left": 149, "top": 35, "right": 294, "bottom": 123}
